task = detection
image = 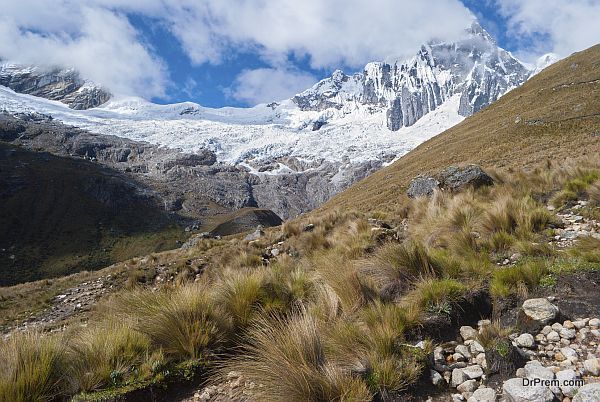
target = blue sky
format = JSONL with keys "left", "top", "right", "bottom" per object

{"left": 1, "top": 1, "right": 598, "bottom": 108}
{"left": 133, "top": 1, "right": 515, "bottom": 107}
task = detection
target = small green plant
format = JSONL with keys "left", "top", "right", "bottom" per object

{"left": 539, "top": 274, "right": 557, "bottom": 288}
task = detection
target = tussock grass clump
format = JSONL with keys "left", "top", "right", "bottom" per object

{"left": 588, "top": 181, "right": 600, "bottom": 206}
{"left": 490, "top": 260, "right": 549, "bottom": 297}
{"left": 568, "top": 236, "right": 600, "bottom": 263}
{"left": 215, "top": 311, "right": 372, "bottom": 402}
{"left": 309, "top": 250, "right": 376, "bottom": 314}
{"left": 405, "top": 278, "right": 469, "bottom": 313}
{"left": 363, "top": 241, "right": 445, "bottom": 290}
{"left": 110, "top": 285, "right": 232, "bottom": 360}
{"left": 0, "top": 331, "right": 67, "bottom": 402}
{"left": 67, "top": 321, "right": 153, "bottom": 392}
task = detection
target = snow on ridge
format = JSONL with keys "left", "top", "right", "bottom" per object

{"left": 0, "top": 84, "right": 463, "bottom": 167}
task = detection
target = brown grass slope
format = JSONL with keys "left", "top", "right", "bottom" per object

{"left": 323, "top": 44, "right": 600, "bottom": 214}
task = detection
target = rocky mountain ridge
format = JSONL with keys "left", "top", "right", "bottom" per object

{"left": 0, "top": 63, "right": 110, "bottom": 109}
{"left": 292, "top": 22, "right": 532, "bottom": 131}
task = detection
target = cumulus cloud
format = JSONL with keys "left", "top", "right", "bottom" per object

{"left": 0, "top": 0, "right": 476, "bottom": 100}
{"left": 496, "top": 0, "right": 600, "bottom": 59}
{"left": 228, "top": 68, "right": 317, "bottom": 105}
{"left": 0, "top": 3, "right": 167, "bottom": 97}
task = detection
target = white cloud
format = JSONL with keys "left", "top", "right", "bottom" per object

{"left": 228, "top": 68, "right": 317, "bottom": 105}
{"left": 0, "top": 4, "right": 167, "bottom": 98}
{"left": 0, "top": 0, "right": 476, "bottom": 99}
{"left": 496, "top": 0, "right": 600, "bottom": 59}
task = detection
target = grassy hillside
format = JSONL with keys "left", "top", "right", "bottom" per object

{"left": 0, "top": 143, "right": 187, "bottom": 286}
{"left": 323, "top": 45, "right": 600, "bottom": 215}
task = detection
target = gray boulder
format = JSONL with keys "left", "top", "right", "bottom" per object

{"left": 573, "top": 383, "right": 600, "bottom": 402}
{"left": 502, "top": 378, "right": 554, "bottom": 402}
{"left": 439, "top": 165, "right": 494, "bottom": 192}
{"left": 407, "top": 176, "right": 440, "bottom": 198}
{"left": 519, "top": 298, "right": 559, "bottom": 331}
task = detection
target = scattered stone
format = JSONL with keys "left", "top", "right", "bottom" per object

{"left": 521, "top": 298, "right": 559, "bottom": 329}
{"left": 502, "top": 378, "right": 554, "bottom": 402}
{"left": 583, "top": 357, "right": 600, "bottom": 376}
{"left": 589, "top": 318, "right": 600, "bottom": 328}
{"left": 439, "top": 165, "right": 494, "bottom": 192}
{"left": 524, "top": 361, "right": 554, "bottom": 380}
{"left": 457, "top": 379, "right": 477, "bottom": 393}
{"left": 456, "top": 345, "right": 472, "bottom": 359}
{"left": 430, "top": 370, "right": 444, "bottom": 386}
{"left": 560, "top": 328, "right": 576, "bottom": 340}
{"left": 560, "top": 347, "right": 578, "bottom": 360}
{"left": 407, "top": 176, "right": 440, "bottom": 198}
{"left": 556, "top": 369, "right": 579, "bottom": 397}
{"left": 452, "top": 368, "right": 468, "bottom": 387}
{"left": 547, "top": 331, "right": 560, "bottom": 342}
{"left": 244, "top": 226, "right": 265, "bottom": 241}
{"left": 460, "top": 326, "right": 478, "bottom": 341}
{"left": 462, "top": 365, "right": 484, "bottom": 380}
{"left": 516, "top": 333, "right": 535, "bottom": 348}
{"left": 573, "top": 383, "right": 600, "bottom": 402}
{"left": 470, "top": 341, "right": 485, "bottom": 354}
{"left": 467, "top": 387, "right": 496, "bottom": 402}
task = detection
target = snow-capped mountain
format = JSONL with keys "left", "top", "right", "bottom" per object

{"left": 0, "top": 22, "right": 558, "bottom": 218}
{"left": 293, "top": 22, "right": 531, "bottom": 131}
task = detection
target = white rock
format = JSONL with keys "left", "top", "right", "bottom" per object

{"left": 560, "top": 328, "right": 576, "bottom": 340}
{"left": 467, "top": 387, "right": 496, "bottom": 402}
{"left": 583, "top": 357, "right": 600, "bottom": 376}
{"left": 572, "top": 320, "right": 587, "bottom": 329}
{"left": 560, "top": 347, "right": 578, "bottom": 360}
{"left": 563, "top": 320, "right": 575, "bottom": 329}
{"left": 573, "top": 383, "right": 600, "bottom": 402}
{"left": 457, "top": 379, "right": 478, "bottom": 393}
{"left": 556, "top": 369, "right": 579, "bottom": 397}
{"left": 516, "top": 333, "right": 535, "bottom": 348}
{"left": 547, "top": 331, "right": 560, "bottom": 342}
{"left": 431, "top": 369, "right": 444, "bottom": 386}
{"left": 474, "top": 353, "right": 487, "bottom": 369}
{"left": 462, "top": 365, "right": 484, "bottom": 380}
{"left": 522, "top": 298, "right": 559, "bottom": 325}
{"left": 524, "top": 361, "right": 554, "bottom": 380}
{"left": 589, "top": 318, "right": 600, "bottom": 328}
{"left": 470, "top": 340, "right": 485, "bottom": 354}
{"left": 461, "top": 326, "right": 478, "bottom": 341}
{"left": 456, "top": 345, "right": 472, "bottom": 359}
{"left": 552, "top": 322, "right": 563, "bottom": 331}
{"left": 452, "top": 368, "right": 468, "bottom": 387}
{"left": 502, "top": 378, "right": 554, "bottom": 402}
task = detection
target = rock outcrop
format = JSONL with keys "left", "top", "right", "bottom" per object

{"left": 293, "top": 22, "right": 530, "bottom": 131}
{"left": 0, "top": 63, "right": 111, "bottom": 109}
{"left": 406, "top": 165, "right": 494, "bottom": 198}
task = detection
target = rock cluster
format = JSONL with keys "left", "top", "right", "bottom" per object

{"left": 548, "top": 201, "right": 600, "bottom": 248}
{"left": 426, "top": 298, "right": 600, "bottom": 402}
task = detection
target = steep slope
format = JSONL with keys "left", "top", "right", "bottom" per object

{"left": 323, "top": 45, "right": 600, "bottom": 214}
